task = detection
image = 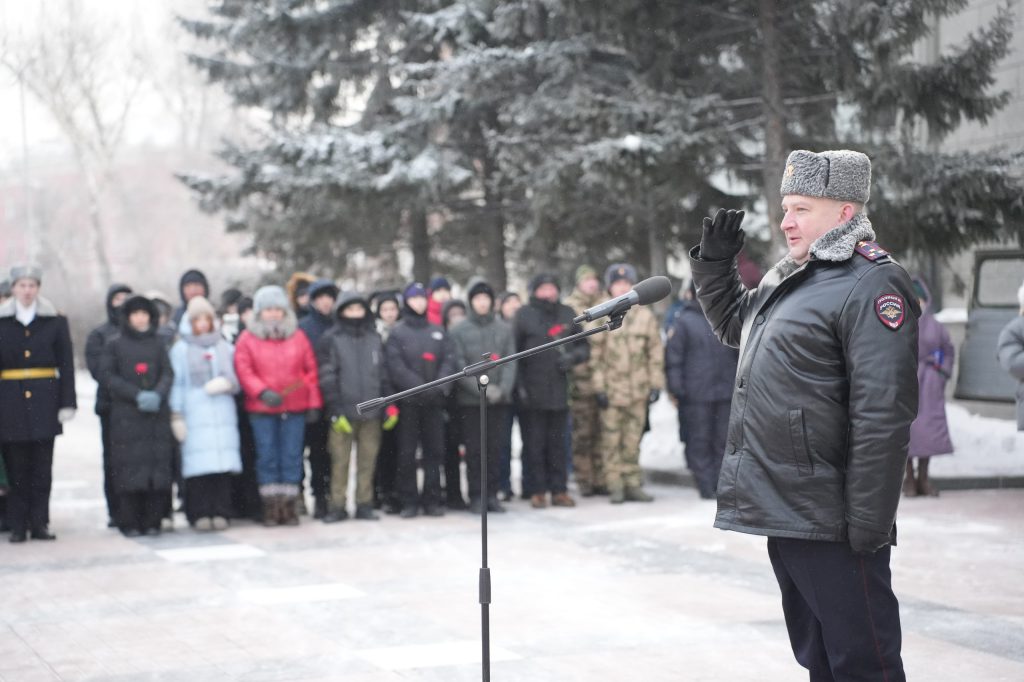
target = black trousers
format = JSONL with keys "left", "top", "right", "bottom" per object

{"left": 460, "top": 405, "right": 508, "bottom": 501}
{"left": 99, "top": 412, "right": 118, "bottom": 521}
{"left": 396, "top": 403, "right": 444, "bottom": 509}
{"left": 2, "top": 439, "right": 54, "bottom": 534}
{"left": 519, "top": 408, "right": 568, "bottom": 495}
{"left": 304, "top": 419, "right": 331, "bottom": 501}
{"left": 118, "top": 489, "right": 167, "bottom": 532}
{"left": 443, "top": 403, "right": 464, "bottom": 503}
{"left": 184, "top": 473, "right": 234, "bottom": 523}
{"left": 374, "top": 427, "right": 399, "bottom": 504}
{"left": 678, "top": 400, "right": 731, "bottom": 497}
{"left": 768, "top": 537, "right": 905, "bottom": 682}
{"left": 231, "top": 397, "right": 262, "bottom": 519}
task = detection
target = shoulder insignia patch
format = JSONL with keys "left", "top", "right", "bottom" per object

{"left": 855, "top": 240, "right": 889, "bottom": 262}
{"left": 875, "top": 294, "right": 906, "bottom": 331}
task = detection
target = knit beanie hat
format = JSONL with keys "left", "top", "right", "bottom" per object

{"left": 404, "top": 282, "right": 428, "bottom": 300}
{"left": 780, "top": 149, "right": 871, "bottom": 204}
{"left": 428, "top": 276, "right": 451, "bottom": 292}
{"left": 528, "top": 273, "right": 561, "bottom": 295}
{"left": 604, "top": 263, "right": 638, "bottom": 290}
{"left": 466, "top": 277, "right": 495, "bottom": 302}
{"left": 187, "top": 296, "right": 217, "bottom": 321}
{"left": 574, "top": 265, "right": 598, "bottom": 285}
{"left": 253, "top": 285, "right": 289, "bottom": 313}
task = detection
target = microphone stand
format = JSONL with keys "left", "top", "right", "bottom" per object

{"left": 357, "top": 310, "right": 629, "bottom": 682}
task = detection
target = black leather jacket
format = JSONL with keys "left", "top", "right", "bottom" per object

{"left": 689, "top": 228, "right": 919, "bottom": 542}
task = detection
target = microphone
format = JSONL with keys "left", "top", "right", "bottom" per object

{"left": 573, "top": 276, "right": 672, "bottom": 324}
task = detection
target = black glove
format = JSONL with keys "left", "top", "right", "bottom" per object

{"left": 848, "top": 524, "right": 891, "bottom": 555}
{"left": 259, "top": 389, "right": 284, "bottom": 408}
{"left": 648, "top": 388, "right": 660, "bottom": 404}
{"left": 699, "top": 208, "right": 746, "bottom": 261}
{"left": 595, "top": 393, "right": 610, "bottom": 410}
{"left": 305, "top": 408, "right": 322, "bottom": 424}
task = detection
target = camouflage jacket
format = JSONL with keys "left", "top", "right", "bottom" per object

{"left": 590, "top": 303, "right": 664, "bottom": 407}
{"left": 564, "top": 287, "right": 604, "bottom": 396}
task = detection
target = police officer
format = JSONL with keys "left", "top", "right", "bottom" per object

{"left": 0, "top": 265, "right": 77, "bottom": 543}
{"left": 690, "top": 150, "right": 918, "bottom": 681}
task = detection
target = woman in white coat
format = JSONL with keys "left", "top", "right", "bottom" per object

{"left": 170, "top": 296, "right": 241, "bottom": 530}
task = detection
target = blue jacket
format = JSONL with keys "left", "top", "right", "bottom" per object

{"left": 664, "top": 300, "right": 739, "bottom": 403}
{"left": 170, "top": 333, "right": 242, "bottom": 478}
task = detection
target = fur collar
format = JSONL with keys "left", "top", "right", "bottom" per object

{"left": 246, "top": 308, "right": 298, "bottom": 340}
{"left": 0, "top": 296, "right": 59, "bottom": 319}
{"left": 773, "top": 213, "right": 875, "bottom": 278}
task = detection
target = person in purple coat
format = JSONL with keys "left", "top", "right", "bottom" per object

{"left": 905, "top": 277, "right": 954, "bottom": 497}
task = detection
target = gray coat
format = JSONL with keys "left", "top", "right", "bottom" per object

{"left": 449, "top": 309, "right": 517, "bottom": 406}
{"left": 997, "top": 315, "right": 1024, "bottom": 430}
{"left": 690, "top": 214, "right": 919, "bottom": 542}
{"left": 316, "top": 292, "right": 389, "bottom": 421}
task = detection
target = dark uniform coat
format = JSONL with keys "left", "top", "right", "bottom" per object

{"left": 0, "top": 297, "right": 76, "bottom": 443}
{"left": 513, "top": 297, "right": 589, "bottom": 411}
{"left": 100, "top": 303, "right": 176, "bottom": 493}
{"left": 85, "top": 283, "right": 133, "bottom": 415}
{"left": 690, "top": 215, "right": 919, "bottom": 543}
{"left": 384, "top": 307, "right": 457, "bottom": 406}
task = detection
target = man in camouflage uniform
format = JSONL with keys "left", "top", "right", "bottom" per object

{"left": 565, "top": 265, "right": 607, "bottom": 496}
{"left": 590, "top": 263, "right": 664, "bottom": 503}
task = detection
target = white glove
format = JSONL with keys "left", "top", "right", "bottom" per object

{"left": 58, "top": 408, "right": 76, "bottom": 423}
{"left": 204, "top": 376, "right": 234, "bottom": 396}
{"left": 171, "top": 413, "right": 188, "bottom": 443}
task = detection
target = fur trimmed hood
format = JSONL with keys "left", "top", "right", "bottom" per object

{"left": 246, "top": 307, "right": 298, "bottom": 340}
{"left": 774, "top": 213, "right": 876, "bottom": 278}
{"left": 0, "top": 295, "right": 59, "bottom": 319}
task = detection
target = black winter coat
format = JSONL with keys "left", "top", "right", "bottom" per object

{"left": 513, "top": 297, "right": 589, "bottom": 411}
{"left": 85, "top": 283, "right": 132, "bottom": 415}
{"left": 665, "top": 300, "right": 738, "bottom": 403}
{"left": 316, "top": 294, "right": 389, "bottom": 421}
{"left": 0, "top": 297, "right": 76, "bottom": 442}
{"left": 690, "top": 220, "right": 918, "bottom": 543}
{"left": 450, "top": 310, "right": 517, "bottom": 406}
{"left": 100, "top": 319, "right": 175, "bottom": 493}
{"left": 384, "top": 306, "right": 457, "bottom": 407}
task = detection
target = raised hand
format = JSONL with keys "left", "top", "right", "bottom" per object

{"left": 699, "top": 209, "right": 746, "bottom": 261}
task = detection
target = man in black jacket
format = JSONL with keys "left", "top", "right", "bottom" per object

{"left": 0, "top": 265, "right": 77, "bottom": 543}
{"left": 514, "top": 273, "right": 589, "bottom": 508}
{"left": 317, "top": 291, "right": 390, "bottom": 522}
{"left": 299, "top": 279, "right": 339, "bottom": 519}
{"left": 85, "top": 283, "right": 133, "bottom": 526}
{"left": 385, "top": 283, "right": 457, "bottom": 518}
{"left": 691, "top": 150, "right": 917, "bottom": 681}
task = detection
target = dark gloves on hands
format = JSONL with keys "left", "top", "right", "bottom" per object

{"left": 648, "top": 388, "right": 661, "bottom": 404}
{"left": 259, "top": 389, "right": 284, "bottom": 408}
{"left": 699, "top": 209, "right": 746, "bottom": 261}
{"left": 305, "top": 408, "right": 322, "bottom": 424}
{"left": 595, "top": 393, "right": 610, "bottom": 410}
{"left": 848, "top": 524, "right": 891, "bottom": 555}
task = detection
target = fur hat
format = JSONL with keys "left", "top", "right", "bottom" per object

{"left": 10, "top": 264, "right": 42, "bottom": 285}
{"left": 780, "top": 149, "right": 871, "bottom": 204}
{"left": 186, "top": 296, "right": 217, "bottom": 321}
{"left": 253, "top": 285, "right": 289, "bottom": 313}
{"left": 604, "top": 263, "right": 638, "bottom": 290}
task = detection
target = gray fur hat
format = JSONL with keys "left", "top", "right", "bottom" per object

{"left": 10, "top": 264, "right": 42, "bottom": 285}
{"left": 253, "top": 285, "right": 289, "bottom": 313}
{"left": 780, "top": 150, "right": 871, "bottom": 204}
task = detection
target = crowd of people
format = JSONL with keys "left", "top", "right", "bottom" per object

{"left": 0, "top": 260, "right": 751, "bottom": 542}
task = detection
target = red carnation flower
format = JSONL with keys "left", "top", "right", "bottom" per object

{"left": 547, "top": 324, "right": 565, "bottom": 338}
{"left": 385, "top": 405, "right": 400, "bottom": 418}
{"left": 422, "top": 352, "right": 437, "bottom": 362}
{"left": 135, "top": 362, "right": 149, "bottom": 375}
{"left": 490, "top": 353, "right": 500, "bottom": 361}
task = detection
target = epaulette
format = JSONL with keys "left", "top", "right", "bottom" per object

{"left": 854, "top": 240, "right": 890, "bottom": 263}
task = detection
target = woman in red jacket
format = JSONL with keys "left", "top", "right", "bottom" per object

{"left": 234, "top": 285, "right": 322, "bottom": 526}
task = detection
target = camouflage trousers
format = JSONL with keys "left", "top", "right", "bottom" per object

{"left": 599, "top": 402, "right": 647, "bottom": 489}
{"left": 571, "top": 395, "right": 604, "bottom": 488}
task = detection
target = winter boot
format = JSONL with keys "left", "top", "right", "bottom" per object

{"left": 577, "top": 481, "right": 595, "bottom": 497}
{"left": 609, "top": 484, "right": 625, "bottom": 505}
{"left": 355, "top": 505, "right": 379, "bottom": 521}
{"left": 551, "top": 492, "right": 576, "bottom": 507}
{"left": 282, "top": 496, "right": 301, "bottom": 526}
{"left": 902, "top": 461, "right": 918, "bottom": 497}
{"left": 261, "top": 495, "right": 278, "bottom": 527}
{"left": 917, "top": 459, "right": 939, "bottom": 497}
{"left": 530, "top": 493, "right": 548, "bottom": 509}
{"left": 313, "top": 496, "right": 329, "bottom": 520}
{"left": 624, "top": 486, "right": 654, "bottom": 503}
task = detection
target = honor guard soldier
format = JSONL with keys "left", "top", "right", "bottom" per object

{"left": 0, "top": 265, "right": 76, "bottom": 543}
{"left": 690, "top": 150, "right": 918, "bottom": 681}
